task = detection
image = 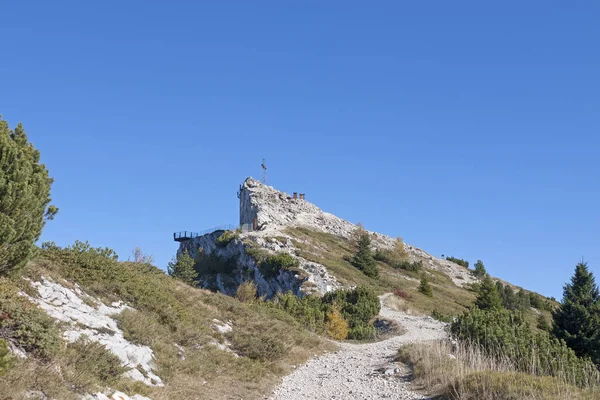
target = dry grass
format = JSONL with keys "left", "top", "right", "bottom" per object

{"left": 0, "top": 250, "right": 333, "bottom": 400}
{"left": 398, "top": 340, "right": 600, "bottom": 400}
{"left": 286, "top": 226, "right": 475, "bottom": 317}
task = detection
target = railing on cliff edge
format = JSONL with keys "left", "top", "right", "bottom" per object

{"left": 173, "top": 224, "right": 238, "bottom": 242}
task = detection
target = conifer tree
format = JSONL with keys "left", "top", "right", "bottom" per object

{"left": 516, "top": 289, "right": 531, "bottom": 310}
{"left": 418, "top": 274, "right": 433, "bottom": 297}
{"left": 473, "top": 260, "right": 487, "bottom": 277}
{"left": 0, "top": 117, "right": 58, "bottom": 274}
{"left": 496, "top": 281, "right": 506, "bottom": 304}
{"left": 537, "top": 314, "right": 551, "bottom": 332}
{"left": 553, "top": 262, "right": 600, "bottom": 364}
{"left": 503, "top": 285, "right": 518, "bottom": 310}
{"left": 475, "top": 276, "right": 503, "bottom": 310}
{"left": 167, "top": 250, "right": 198, "bottom": 286}
{"left": 351, "top": 224, "right": 378, "bottom": 278}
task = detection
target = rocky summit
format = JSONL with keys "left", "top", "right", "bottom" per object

{"left": 179, "top": 177, "right": 477, "bottom": 299}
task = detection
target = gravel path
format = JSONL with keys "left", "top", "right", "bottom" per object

{"left": 269, "top": 294, "right": 447, "bottom": 400}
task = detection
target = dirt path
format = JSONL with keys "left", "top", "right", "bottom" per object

{"left": 269, "top": 294, "right": 447, "bottom": 400}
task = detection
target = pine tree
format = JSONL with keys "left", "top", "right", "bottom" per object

{"left": 475, "top": 276, "right": 503, "bottom": 310}
{"left": 351, "top": 224, "right": 378, "bottom": 278}
{"left": 503, "top": 285, "right": 518, "bottom": 310}
{"left": 167, "top": 250, "right": 198, "bottom": 286}
{"left": 496, "top": 281, "right": 506, "bottom": 304}
{"left": 0, "top": 118, "right": 58, "bottom": 274}
{"left": 537, "top": 313, "right": 551, "bottom": 332}
{"left": 516, "top": 289, "right": 531, "bottom": 310}
{"left": 418, "top": 274, "right": 433, "bottom": 297}
{"left": 473, "top": 260, "right": 487, "bottom": 278}
{"left": 552, "top": 262, "right": 600, "bottom": 364}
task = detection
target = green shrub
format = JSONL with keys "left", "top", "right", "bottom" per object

{"left": 537, "top": 314, "right": 551, "bottom": 332}
{"left": 323, "top": 286, "right": 380, "bottom": 339}
{"left": 0, "top": 278, "right": 60, "bottom": 359}
{"left": 39, "top": 243, "right": 185, "bottom": 330}
{"left": 396, "top": 260, "right": 422, "bottom": 272}
{"left": 450, "top": 307, "right": 599, "bottom": 387}
{"left": 374, "top": 238, "right": 409, "bottom": 268}
{"left": 446, "top": 256, "right": 469, "bottom": 268}
{"left": 348, "top": 324, "right": 377, "bottom": 340}
{"left": 268, "top": 286, "right": 380, "bottom": 341}
{"left": 216, "top": 230, "right": 238, "bottom": 248}
{"left": 418, "top": 275, "right": 433, "bottom": 297}
{"left": 195, "top": 248, "right": 238, "bottom": 276}
{"left": 0, "top": 339, "right": 12, "bottom": 376}
{"left": 0, "top": 118, "right": 58, "bottom": 274}
{"left": 167, "top": 250, "right": 198, "bottom": 286}
{"left": 267, "top": 292, "right": 327, "bottom": 334}
{"left": 259, "top": 253, "right": 298, "bottom": 279}
{"left": 431, "top": 309, "right": 452, "bottom": 323}
{"left": 41, "top": 240, "right": 119, "bottom": 288}
{"left": 236, "top": 281, "right": 257, "bottom": 303}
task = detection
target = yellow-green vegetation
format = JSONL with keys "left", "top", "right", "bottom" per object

{"left": 0, "top": 277, "right": 61, "bottom": 359}
{"left": 325, "top": 306, "right": 349, "bottom": 340}
{"left": 398, "top": 340, "right": 599, "bottom": 400}
{"left": 0, "top": 243, "right": 331, "bottom": 400}
{"left": 236, "top": 281, "right": 258, "bottom": 303}
{"left": 216, "top": 230, "right": 239, "bottom": 248}
{"left": 260, "top": 252, "right": 298, "bottom": 278}
{"left": 399, "top": 305, "right": 600, "bottom": 399}
{"left": 265, "top": 286, "right": 381, "bottom": 340}
{"left": 0, "top": 339, "right": 12, "bottom": 376}
{"left": 285, "top": 226, "right": 476, "bottom": 317}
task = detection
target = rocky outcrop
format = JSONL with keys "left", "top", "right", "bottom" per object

{"left": 179, "top": 231, "right": 311, "bottom": 298}
{"left": 179, "top": 178, "right": 477, "bottom": 299}
{"left": 236, "top": 178, "right": 477, "bottom": 287}
{"left": 26, "top": 278, "right": 163, "bottom": 387}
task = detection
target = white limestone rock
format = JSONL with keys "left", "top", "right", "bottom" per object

{"left": 28, "top": 278, "right": 163, "bottom": 387}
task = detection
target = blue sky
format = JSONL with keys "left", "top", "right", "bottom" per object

{"left": 1, "top": 1, "right": 598, "bottom": 299}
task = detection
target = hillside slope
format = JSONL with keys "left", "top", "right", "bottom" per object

{"left": 0, "top": 243, "right": 332, "bottom": 400}
{"left": 180, "top": 178, "right": 554, "bottom": 320}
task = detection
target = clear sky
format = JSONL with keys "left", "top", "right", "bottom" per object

{"left": 1, "top": 1, "right": 598, "bottom": 299}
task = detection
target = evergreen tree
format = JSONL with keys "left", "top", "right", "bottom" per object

{"left": 516, "top": 289, "right": 531, "bottom": 310}
{"left": 475, "top": 276, "right": 503, "bottom": 310}
{"left": 553, "top": 262, "right": 600, "bottom": 364}
{"left": 0, "top": 118, "right": 58, "bottom": 273}
{"left": 418, "top": 274, "right": 433, "bottom": 297}
{"left": 351, "top": 224, "right": 378, "bottom": 278}
{"left": 167, "top": 250, "right": 198, "bottom": 286}
{"left": 537, "top": 313, "right": 551, "bottom": 332}
{"left": 503, "top": 285, "right": 518, "bottom": 310}
{"left": 496, "top": 281, "right": 506, "bottom": 304}
{"left": 473, "top": 260, "right": 487, "bottom": 277}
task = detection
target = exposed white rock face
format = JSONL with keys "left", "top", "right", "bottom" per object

{"left": 237, "top": 178, "right": 477, "bottom": 287}
{"left": 83, "top": 391, "right": 151, "bottom": 400}
{"left": 179, "top": 177, "right": 477, "bottom": 298}
{"left": 180, "top": 231, "right": 310, "bottom": 299}
{"left": 28, "top": 278, "right": 163, "bottom": 387}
